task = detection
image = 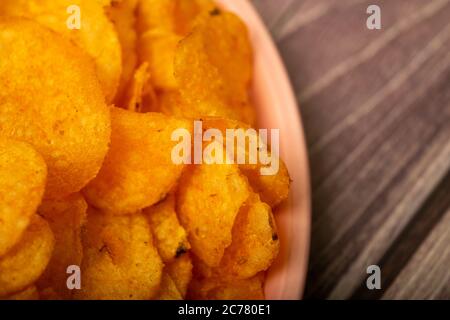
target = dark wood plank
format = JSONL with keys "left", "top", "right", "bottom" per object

{"left": 382, "top": 207, "right": 450, "bottom": 299}
{"left": 252, "top": 0, "right": 450, "bottom": 299}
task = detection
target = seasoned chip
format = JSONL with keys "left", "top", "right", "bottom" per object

{"left": 0, "top": 215, "right": 55, "bottom": 297}
{"left": 156, "top": 273, "right": 183, "bottom": 300}
{"left": 74, "top": 208, "right": 163, "bottom": 300}
{"left": 138, "top": 29, "right": 182, "bottom": 90}
{"left": 203, "top": 118, "right": 290, "bottom": 207}
{"left": 137, "top": 0, "right": 176, "bottom": 33}
{"left": 165, "top": 253, "right": 193, "bottom": 298}
{"left": 106, "top": 0, "right": 139, "bottom": 105}
{"left": 137, "top": 0, "right": 216, "bottom": 35}
{"left": 121, "top": 62, "right": 156, "bottom": 112}
{"left": 177, "top": 163, "right": 250, "bottom": 267}
{"left": 144, "top": 194, "right": 190, "bottom": 263}
{"left": 174, "top": 11, "right": 255, "bottom": 124}
{"left": 83, "top": 107, "right": 192, "bottom": 214}
{"left": 0, "top": 0, "right": 122, "bottom": 102}
{"left": 0, "top": 138, "right": 47, "bottom": 257}
{"left": 0, "top": 18, "right": 111, "bottom": 199}
{"left": 37, "top": 194, "right": 87, "bottom": 299}
{"left": 3, "top": 286, "right": 39, "bottom": 300}
{"left": 188, "top": 273, "right": 265, "bottom": 300}
{"left": 173, "top": 0, "right": 217, "bottom": 35}
{"left": 157, "top": 91, "right": 186, "bottom": 117}
{"left": 208, "top": 193, "right": 279, "bottom": 279}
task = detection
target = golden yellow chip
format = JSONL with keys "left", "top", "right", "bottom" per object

{"left": 215, "top": 193, "right": 279, "bottom": 279}
{"left": 0, "top": 138, "right": 47, "bottom": 257}
{"left": 0, "top": 0, "right": 122, "bottom": 103}
{"left": 166, "top": 253, "right": 193, "bottom": 298}
{"left": 3, "top": 286, "right": 39, "bottom": 300}
{"left": 0, "top": 18, "right": 111, "bottom": 200}
{"left": 83, "top": 107, "right": 192, "bottom": 214}
{"left": 177, "top": 163, "right": 250, "bottom": 267}
{"left": 37, "top": 194, "right": 87, "bottom": 299}
{"left": 121, "top": 62, "right": 156, "bottom": 112}
{"left": 137, "top": 0, "right": 216, "bottom": 35}
{"left": 144, "top": 194, "right": 190, "bottom": 263}
{"left": 137, "top": 0, "right": 176, "bottom": 33}
{"left": 174, "top": 10, "right": 255, "bottom": 124}
{"left": 106, "top": 0, "right": 139, "bottom": 105}
{"left": 138, "top": 29, "right": 182, "bottom": 90}
{"left": 0, "top": 215, "right": 55, "bottom": 297}
{"left": 203, "top": 118, "right": 290, "bottom": 207}
{"left": 188, "top": 273, "right": 265, "bottom": 300}
{"left": 74, "top": 208, "right": 163, "bottom": 300}
{"left": 156, "top": 273, "right": 183, "bottom": 300}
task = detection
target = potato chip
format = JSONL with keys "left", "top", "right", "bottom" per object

{"left": 203, "top": 118, "right": 290, "bottom": 208}
{"left": 0, "top": 215, "right": 54, "bottom": 297}
{"left": 0, "top": 138, "right": 47, "bottom": 257}
{"left": 122, "top": 62, "right": 156, "bottom": 112}
{"left": 138, "top": 29, "right": 182, "bottom": 90}
{"left": 240, "top": 163, "right": 290, "bottom": 208}
{"left": 144, "top": 194, "right": 190, "bottom": 263}
{"left": 173, "top": 0, "right": 217, "bottom": 35}
{"left": 0, "top": 18, "right": 111, "bottom": 199}
{"left": 137, "top": 0, "right": 176, "bottom": 33}
{"left": 137, "top": 0, "right": 216, "bottom": 35}
{"left": 74, "top": 208, "right": 163, "bottom": 300}
{"left": 3, "top": 286, "right": 39, "bottom": 300}
{"left": 174, "top": 10, "right": 255, "bottom": 125}
{"left": 156, "top": 273, "right": 183, "bottom": 300}
{"left": 37, "top": 194, "right": 87, "bottom": 299}
{"left": 201, "top": 193, "right": 279, "bottom": 279}
{"left": 0, "top": 0, "right": 122, "bottom": 103}
{"left": 157, "top": 91, "right": 186, "bottom": 117}
{"left": 165, "top": 253, "right": 193, "bottom": 298}
{"left": 83, "top": 107, "right": 192, "bottom": 214}
{"left": 188, "top": 273, "right": 265, "bottom": 300}
{"left": 106, "top": 0, "right": 139, "bottom": 105}
{"left": 177, "top": 163, "right": 250, "bottom": 267}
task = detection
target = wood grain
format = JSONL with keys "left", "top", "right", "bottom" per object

{"left": 252, "top": 0, "right": 450, "bottom": 299}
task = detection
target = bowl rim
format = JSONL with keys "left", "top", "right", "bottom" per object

{"left": 217, "top": 0, "right": 312, "bottom": 299}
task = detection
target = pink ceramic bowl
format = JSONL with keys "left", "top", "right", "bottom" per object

{"left": 217, "top": 0, "right": 312, "bottom": 300}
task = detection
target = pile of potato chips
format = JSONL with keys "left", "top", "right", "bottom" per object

{"left": 0, "top": 0, "right": 290, "bottom": 300}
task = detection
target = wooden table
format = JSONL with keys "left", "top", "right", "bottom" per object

{"left": 251, "top": 0, "right": 450, "bottom": 299}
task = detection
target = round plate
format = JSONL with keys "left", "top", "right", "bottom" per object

{"left": 217, "top": 0, "right": 312, "bottom": 299}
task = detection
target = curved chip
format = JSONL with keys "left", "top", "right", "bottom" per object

{"left": 138, "top": 29, "right": 182, "bottom": 90}
{"left": 74, "top": 209, "right": 163, "bottom": 300}
{"left": 144, "top": 194, "right": 190, "bottom": 263}
{"left": 165, "top": 253, "right": 193, "bottom": 298}
{"left": 121, "top": 62, "right": 156, "bottom": 112}
{"left": 0, "top": 215, "right": 55, "bottom": 297}
{"left": 177, "top": 163, "right": 250, "bottom": 267}
{"left": 174, "top": 10, "right": 255, "bottom": 125}
{"left": 0, "top": 138, "right": 47, "bottom": 257}
{"left": 156, "top": 273, "right": 183, "bottom": 300}
{"left": 83, "top": 107, "right": 192, "bottom": 214}
{"left": 106, "top": 0, "right": 139, "bottom": 105}
{"left": 0, "top": 0, "right": 122, "bottom": 102}
{"left": 37, "top": 194, "right": 87, "bottom": 299}
{"left": 0, "top": 18, "right": 111, "bottom": 199}
{"left": 137, "top": 0, "right": 216, "bottom": 35}
{"left": 202, "top": 118, "right": 290, "bottom": 208}
{"left": 199, "top": 193, "right": 280, "bottom": 279}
